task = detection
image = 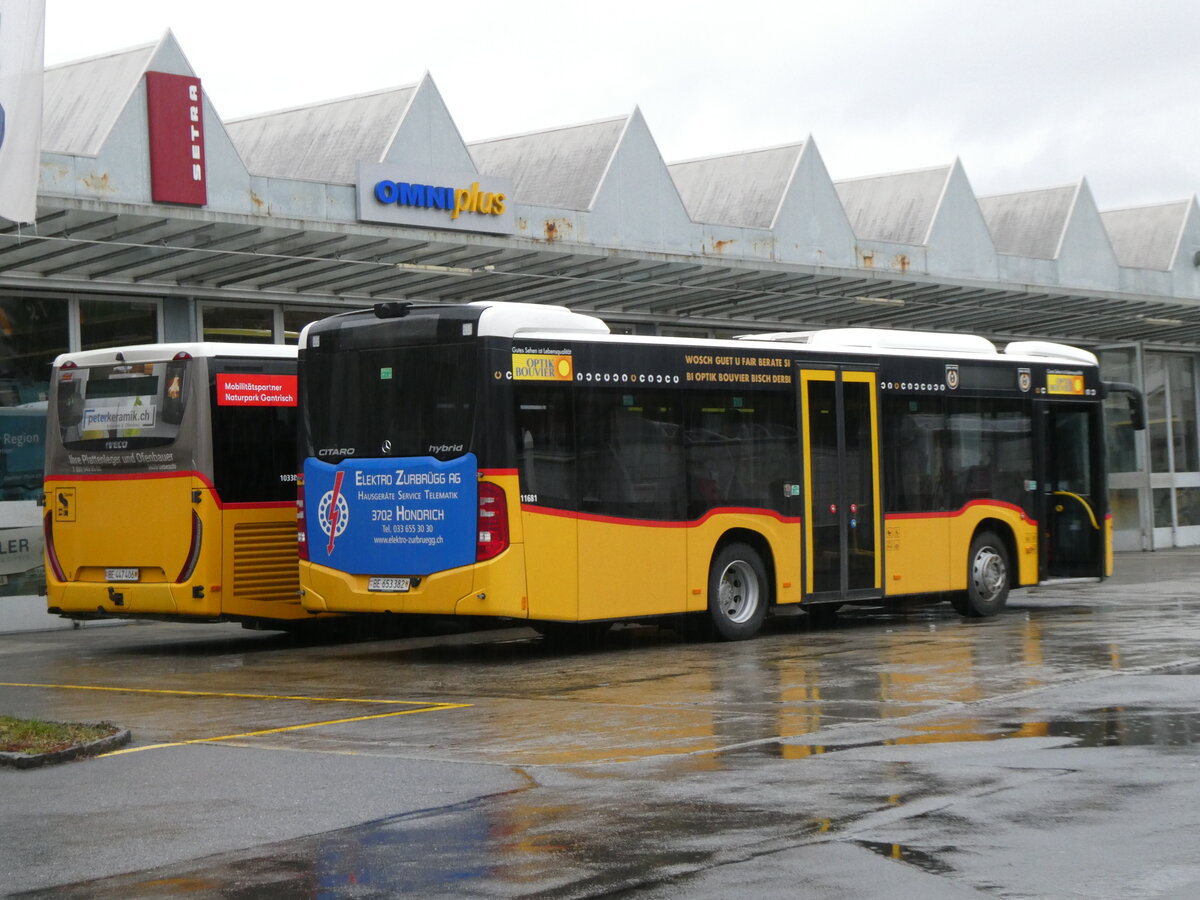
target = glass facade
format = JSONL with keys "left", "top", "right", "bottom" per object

{"left": 1103, "top": 345, "right": 1200, "bottom": 549}
{"left": 1, "top": 295, "right": 69, "bottom": 598}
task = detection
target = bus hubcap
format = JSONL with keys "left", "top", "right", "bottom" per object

{"left": 718, "top": 561, "right": 759, "bottom": 624}
{"left": 972, "top": 548, "right": 1005, "bottom": 600}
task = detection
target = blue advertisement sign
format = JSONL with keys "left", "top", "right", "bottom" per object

{"left": 304, "top": 454, "right": 478, "bottom": 576}
{"left": 0, "top": 405, "right": 46, "bottom": 501}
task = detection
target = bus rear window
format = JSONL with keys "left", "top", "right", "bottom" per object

{"left": 303, "top": 342, "right": 476, "bottom": 462}
{"left": 56, "top": 360, "right": 188, "bottom": 450}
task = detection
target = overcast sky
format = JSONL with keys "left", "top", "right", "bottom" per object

{"left": 43, "top": 0, "right": 1200, "bottom": 211}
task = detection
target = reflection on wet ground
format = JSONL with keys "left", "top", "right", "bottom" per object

{"left": 855, "top": 840, "right": 958, "bottom": 876}
{"left": 8, "top": 556, "right": 1200, "bottom": 896}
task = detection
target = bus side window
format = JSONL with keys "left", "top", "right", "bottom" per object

{"left": 515, "top": 385, "right": 576, "bottom": 508}
{"left": 883, "top": 396, "right": 944, "bottom": 512}
{"left": 684, "top": 390, "right": 798, "bottom": 517}
{"left": 577, "top": 388, "right": 684, "bottom": 519}
{"left": 946, "top": 397, "right": 1034, "bottom": 515}
{"left": 210, "top": 364, "right": 297, "bottom": 504}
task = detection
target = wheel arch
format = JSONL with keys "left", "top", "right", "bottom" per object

{"left": 713, "top": 528, "right": 777, "bottom": 606}
{"left": 971, "top": 518, "right": 1018, "bottom": 588}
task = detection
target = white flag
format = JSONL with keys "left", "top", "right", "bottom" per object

{"left": 0, "top": 0, "right": 45, "bottom": 224}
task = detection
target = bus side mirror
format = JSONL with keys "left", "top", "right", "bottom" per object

{"left": 1103, "top": 381, "right": 1146, "bottom": 432}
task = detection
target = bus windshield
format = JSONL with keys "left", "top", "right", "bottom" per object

{"left": 302, "top": 341, "right": 476, "bottom": 463}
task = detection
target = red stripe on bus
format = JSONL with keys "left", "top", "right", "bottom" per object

{"left": 519, "top": 504, "right": 801, "bottom": 529}
{"left": 885, "top": 499, "right": 1037, "bottom": 526}
{"left": 46, "top": 470, "right": 214, "bottom": 487}
{"left": 44, "top": 472, "right": 293, "bottom": 512}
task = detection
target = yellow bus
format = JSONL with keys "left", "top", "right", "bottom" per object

{"left": 43, "top": 343, "right": 308, "bottom": 628}
{"left": 296, "top": 301, "right": 1143, "bottom": 641}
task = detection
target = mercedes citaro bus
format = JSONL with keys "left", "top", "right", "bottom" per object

{"left": 296, "top": 301, "right": 1143, "bottom": 641}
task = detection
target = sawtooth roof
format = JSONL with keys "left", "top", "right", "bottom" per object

{"left": 226, "top": 87, "right": 417, "bottom": 184}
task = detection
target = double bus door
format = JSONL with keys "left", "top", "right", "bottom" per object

{"left": 1040, "top": 402, "right": 1106, "bottom": 579}
{"left": 799, "top": 367, "right": 883, "bottom": 601}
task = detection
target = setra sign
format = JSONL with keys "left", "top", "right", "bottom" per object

{"left": 145, "top": 72, "right": 207, "bottom": 206}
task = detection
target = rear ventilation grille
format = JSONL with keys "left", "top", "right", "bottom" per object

{"left": 233, "top": 521, "right": 300, "bottom": 602}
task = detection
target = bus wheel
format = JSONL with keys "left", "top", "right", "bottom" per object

{"left": 708, "top": 543, "right": 768, "bottom": 641}
{"left": 954, "top": 531, "right": 1010, "bottom": 618}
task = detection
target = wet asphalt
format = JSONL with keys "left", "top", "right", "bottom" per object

{"left": 3, "top": 550, "right": 1200, "bottom": 897}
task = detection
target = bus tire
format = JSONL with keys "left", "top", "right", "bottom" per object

{"left": 954, "top": 531, "right": 1010, "bottom": 618}
{"left": 708, "top": 543, "right": 769, "bottom": 641}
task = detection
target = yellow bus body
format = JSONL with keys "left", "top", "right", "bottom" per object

{"left": 300, "top": 470, "right": 1043, "bottom": 622}
{"left": 45, "top": 473, "right": 305, "bottom": 622}
{"left": 301, "top": 473, "right": 805, "bottom": 622}
{"left": 882, "top": 502, "right": 1040, "bottom": 596}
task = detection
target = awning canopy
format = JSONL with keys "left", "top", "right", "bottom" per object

{"left": 5, "top": 204, "right": 1200, "bottom": 346}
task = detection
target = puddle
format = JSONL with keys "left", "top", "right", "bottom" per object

{"left": 855, "top": 840, "right": 957, "bottom": 876}
{"left": 745, "top": 708, "right": 1200, "bottom": 759}
{"left": 1009, "top": 709, "right": 1200, "bottom": 748}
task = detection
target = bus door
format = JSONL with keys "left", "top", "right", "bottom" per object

{"left": 799, "top": 368, "right": 883, "bottom": 600}
{"left": 1040, "top": 402, "right": 1105, "bottom": 579}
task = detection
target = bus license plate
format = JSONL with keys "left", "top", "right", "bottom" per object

{"left": 105, "top": 568, "right": 139, "bottom": 582}
{"left": 368, "top": 577, "right": 410, "bottom": 592}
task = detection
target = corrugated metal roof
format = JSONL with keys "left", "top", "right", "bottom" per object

{"left": 835, "top": 165, "right": 951, "bottom": 245}
{"left": 468, "top": 117, "right": 626, "bottom": 210}
{"left": 668, "top": 143, "right": 804, "bottom": 227}
{"left": 226, "top": 87, "right": 416, "bottom": 184}
{"left": 23, "top": 38, "right": 1200, "bottom": 350}
{"left": 1101, "top": 201, "right": 1190, "bottom": 270}
{"left": 978, "top": 185, "right": 1076, "bottom": 258}
{"left": 42, "top": 44, "right": 154, "bottom": 155}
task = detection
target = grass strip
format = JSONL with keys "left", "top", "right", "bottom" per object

{"left": 0, "top": 715, "right": 119, "bottom": 756}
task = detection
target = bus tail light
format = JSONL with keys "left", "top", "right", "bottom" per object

{"left": 476, "top": 482, "right": 509, "bottom": 562}
{"left": 43, "top": 511, "right": 66, "bottom": 582}
{"left": 296, "top": 477, "right": 309, "bottom": 561}
{"left": 175, "top": 511, "right": 203, "bottom": 582}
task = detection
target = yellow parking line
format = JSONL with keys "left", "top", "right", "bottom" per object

{"left": 0, "top": 681, "right": 445, "bottom": 706}
{"left": 0, "top": 681, "right": 473, "bottom": 757}
{"left": 101, "top": 703, "right": 472, "bottom": 757}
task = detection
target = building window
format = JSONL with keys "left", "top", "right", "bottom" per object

{"left": 283, "top": 307, "right": 344, "bottom": 345}
{"left": 80, "top": 298, "right": 159, "bottom": 350}
{"left": 201, "top": 305, "right": 274, "bottom": 343}
{"left": 1099, "top": 348, "right": 1141, "bottom": 474}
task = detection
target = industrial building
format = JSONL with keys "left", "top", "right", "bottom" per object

{"left": 3, "top": 30, "right": 1199, "bottom": 627}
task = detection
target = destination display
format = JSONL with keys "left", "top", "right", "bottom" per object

{"left": 504, "top": 344, "right": 795, "bottom": 389}
{"left": 303, "top": 454, "right": 478, "bottom": 577}
{"left": 502, "top": 341, "right": 1101, "bottom": 398}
